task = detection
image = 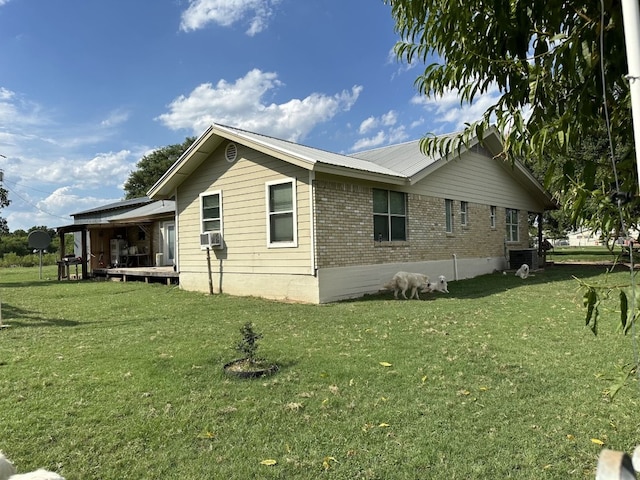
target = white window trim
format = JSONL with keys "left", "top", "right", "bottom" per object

{"left": 373, "top": 188, "right": 407, "bottom": 242}
{"left": 266, "top": 178, "right": 298, "bottom": 248}
{"left": 490, "top": 205, "right": 496, "bottom": 229}
{"left": 506, "top": 208, "right": 519, "bottom": 242}
{"left": 199, "top": 190, "right": 223, "bottom": 237}
{"left": 460, "top": 201, "right": 468, "bottom": 226}
{"left": 445, "top": 199, "right": 454, "bottom": 234}
{"left": 160, "top": 220, "right": 175, "bottom": 266}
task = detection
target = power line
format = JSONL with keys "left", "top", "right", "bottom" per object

{"left": 1, "top": 180, "right": 71, "bottom": 223}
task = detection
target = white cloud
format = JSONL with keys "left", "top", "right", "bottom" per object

{"left": 33, "top": 150, "right": 136, "bottom": 189}
{"left": 157, "top": 69, "right": 363, "bottom": 142}
{"left": 13, "top": 187, "right": 121, "bottom": 229}
{"left": 0, "top": 87, "right": 14, "bottom": 100}
{"left": 180, "top": 0, "right": 280, "bottom": 36}
{"left": 352, "top": 131, "right": 386, "bottom": 151}
{"left": 381, "top": 110, "right": 397, "bottom": 126}
{"left": 410, "top": 117, "right": 425, "bottom": 129}
{"left": 39, "top": 187, "right": 118, "bottom": 216}
{"left": 100, "top": 109, "right": 130, "bottom": 128}
{"left": 387, "top": 46, "right": 419, "bottom": 79}
{"left": 358, "top": 110, "right": 397, "bottom": 135}
{"left": 351, "top": 125, "right": 408, "bottom": 152}
{"left": 411, "top": 85, "right": 501, "bottom": 132}
{"left": 358, "top": 116, "right": 377, "bottom": 134}
{"left": 0, "top": 0, "right": 10, "bottom": 6}
{"left": 0, "top": 86, "right": 145, "bottom": 231}
{"left": 352, "top": 110, "right": 406, "bottom": 151}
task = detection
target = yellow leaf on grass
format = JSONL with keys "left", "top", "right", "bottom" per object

{"left": 379, "top": 362, "right": 393, "bottom": 367}
{"left": 322, "top": 456, "right": 338, "bottom": 470}
{"left": 566, "top": 434, "right": 575, "bottom": 440}
{"left": 260, "top": 459, "right": 277, "bottom": 466}
{"left": 379, "top": 423, "right": 390, "bottom": 427}
{"left": 198, "top": 431, "right": 215, "bottom": 439}
{"left": 591, "top": 438, "right": 605, "bottom": 445}
{"left": 421, "top": 375, "right": 427, "bottom": 383}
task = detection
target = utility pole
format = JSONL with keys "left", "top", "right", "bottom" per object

{"left": 621, "top": 0, "right": 640, "bottom": 192}
{"left": 0, "top": 157, "right": 6, "bottom": 328}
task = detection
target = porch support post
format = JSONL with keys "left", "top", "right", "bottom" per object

{"left": 81, "top": 228, "right": 88, "bottom": 279}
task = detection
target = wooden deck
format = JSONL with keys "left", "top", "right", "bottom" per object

{"left": 92, "top": 266, "right": 179, "bottom": 285}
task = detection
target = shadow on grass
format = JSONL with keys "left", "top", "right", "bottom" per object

{"left": 0, "top": 303, "right": 80, "bottom": 328}
{"left": 0, "top": 279, "right": 63, "bottom": 289}
{"left": 356, "top": 263, "right": 630, "bottom": 302}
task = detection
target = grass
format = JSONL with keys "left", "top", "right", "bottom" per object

{"left": 0, "top": 264, "right": 639, "bottom": 479}
{"left": 550, "top": 245, "right": 636, "bottom": 263}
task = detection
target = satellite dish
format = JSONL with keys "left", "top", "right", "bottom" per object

{"left": 28, "top": 230, "right": 51, "bottom": 250}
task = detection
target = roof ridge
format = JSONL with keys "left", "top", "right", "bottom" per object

{"left": 213, "top": 123, "right": 343, "bottom": 159}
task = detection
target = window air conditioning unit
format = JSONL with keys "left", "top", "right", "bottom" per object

{"left": 200, "top": 231, "right": 223, "bottom": 250}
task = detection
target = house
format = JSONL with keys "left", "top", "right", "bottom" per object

{"left": 56, "top": 197, "right": 178, "bottom": 282}
{"left": 147, "top": 123, "right": 557, "bottom": 303}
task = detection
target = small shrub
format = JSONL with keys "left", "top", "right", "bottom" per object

{"left": 235, "top": 322, "right": 263, "bottom": 363}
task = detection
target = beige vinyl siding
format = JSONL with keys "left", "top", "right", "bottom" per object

{"left": 176, "top": 142, "right": 312, "bottom": 276}
{"left": 412, "top": 150, "right": 542, "bottom": 212}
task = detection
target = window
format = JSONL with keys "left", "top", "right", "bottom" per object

{"left": 445, "top": 199, "right": 454, "bottom": 233}
{"left": 506, "top": 208, "right": 519, "bottom": 242}
{"left": 373, "top": 189, "right": 407, "bottom": 241}
{"left": 490, "top": 205, "right": 496, "bottom": 229}
{"left": 460, "top": 201, "right": 468, "bottom": 226}
{"left": 200, "top": 191, "right": 222, "bottom": 233}
{"left": 267, "top": 178, "right": 297, "bottom": 247}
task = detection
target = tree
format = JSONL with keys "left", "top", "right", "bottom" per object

{"left": 387, "top": 3, "right": 640, "bottom": 361}
{"left": 386, "top": 1, "right": 634, "bottom": 227}
{"left": 542, "top": 127, "right": 638, "bottom": 247}
{"left": 123, "top": 137, "right": 196, "bottom": 199}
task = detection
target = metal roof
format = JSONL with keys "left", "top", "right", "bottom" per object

{"left": 147, "top": 123, "right": 555, "bottom": 210}
{"left": 350, "top": 139, "right": 440, "bottom": 178}
{"left": 215, "top": 124, "right": 405, "bottom": 178}
{"left": 71, "top": 197, "right": 152, "bottom": 217}
{"left": 108, "top": 200, "right": 175, "bottom": 223}
{"left": 148, "top": 124, "right": 407, "bottom": 198}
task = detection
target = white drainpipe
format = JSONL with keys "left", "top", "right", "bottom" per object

{"left": 452, "top": 253, "right": 459, "bottom": 281}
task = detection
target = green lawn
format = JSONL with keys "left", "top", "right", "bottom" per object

{"left": 550, "top": 245, "right": 635, "bottom": 264}
{"left": 0, "top": 264, "right": 638, "bottom": 479}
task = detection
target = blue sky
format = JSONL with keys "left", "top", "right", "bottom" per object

{"left": 0, "top": 0, "right": 497, "bottom": 232}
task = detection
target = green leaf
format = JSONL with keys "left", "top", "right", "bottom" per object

{"left": 583, "top": 288, "right": 598, "bottom": 335}
{"left": 620, "top": 290, "right": 628, "bottom": 332}
{"left": 583, "top": 160, "right": 597, "bottom": 190}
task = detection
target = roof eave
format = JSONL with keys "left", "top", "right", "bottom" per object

{"left": 314, "top": 164, "right": 407, "bottom": 185}
{"left": 213, "top": 124, "right": 317, "bottom": 170}
{"left": 148, "top": 126, "right": 222, "bottom": 199}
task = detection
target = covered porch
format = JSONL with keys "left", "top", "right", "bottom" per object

{"left": 92, "top": 265, "right": 179, "bottom": 285}
{"left": 56, "top": 197, "right": 177, "bottom": 283}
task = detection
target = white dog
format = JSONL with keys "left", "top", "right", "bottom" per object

{"left": 9, "top": 471, "right": 65, "bottom": 480}
{"left": 427, "top": 275, "right": 449, "bottom": 293}
{"left": 0, "top": 453, "right": 64, "bottom": 480}
{"left": 0, "top": 453, "right": 16, "bottom": 480}
{"left": 515, "top": 263, "right": 530, "bottom": 279}
{"left": 384, "top": 271, "right": 430, "bottom": 300}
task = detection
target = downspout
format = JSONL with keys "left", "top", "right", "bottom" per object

{"left": 537, "top": 212, "right": 543, "bottom": 266}
{"left": 452, "top": 253, "right": 459, "bottom": 281}
{"left": 309, "top": 171, "right": 317, "bottom": 276}
{"left": 173, "top": 188, "right": 179, "bottom": 273}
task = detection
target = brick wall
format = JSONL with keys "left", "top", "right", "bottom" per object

{"left": 314, "top": 179, "right": 530, "bottom": 268}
